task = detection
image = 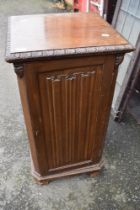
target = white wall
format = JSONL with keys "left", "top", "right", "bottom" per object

{"left": 112, "top": 0, "right": 140, "bottom": 113}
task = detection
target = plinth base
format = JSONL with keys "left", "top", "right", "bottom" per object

{"left": 31, "top": 160, "right": 104, "bottom": 185}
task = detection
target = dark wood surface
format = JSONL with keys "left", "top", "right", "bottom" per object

{"left": 16, "top": 54, "right": 125, "bottom": 183}
{"left": 10, "top": 13, "right": 127, "bottom": 53}
{"left": 5, "top": 13, "right": 134, "bottom": 184}
{"left": 6, "top": 13, "right": 134, "bottom": 63}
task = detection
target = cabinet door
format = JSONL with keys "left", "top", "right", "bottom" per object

{"left": 38, "top": 65, "right": 104, "bottom": 172}
{"left": 23, "top": 55, "right": 115, "bottom": 176}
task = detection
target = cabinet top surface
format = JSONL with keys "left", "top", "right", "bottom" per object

{"left": 6, "top": 13, "right": 134, "bottom": 62}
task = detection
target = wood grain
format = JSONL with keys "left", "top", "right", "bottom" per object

{"left": 38, "top": 67, "right": 102, "bottom": 170}
{"left": 5, "top": 13, "right": 134, "bottom": 63}
{"left": 10, "top": 13, "right": 128, "bottom": 53}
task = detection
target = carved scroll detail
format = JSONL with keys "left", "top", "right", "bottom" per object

{"left": 115, "top": 54, "right": 124, "bottom": 69}
{"left": 14, "top": 64, "right": 24, "bottom": 78}
{"left": 46, "top": 70, "right": 95, "bottom": 81}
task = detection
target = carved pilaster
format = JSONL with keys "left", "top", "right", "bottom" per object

{"left": 115, "top": 54, "right": 124, "bottom": 69}
{"left": 14, "top": 64, "right": 24, "bottom": 78}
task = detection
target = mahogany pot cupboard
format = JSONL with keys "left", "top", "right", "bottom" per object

{"left": 5, "top": 13, "right": 134, "bottom": 184}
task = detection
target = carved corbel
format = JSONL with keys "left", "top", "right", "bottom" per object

{"left": 14, "top": 64, "right": 24, "bottom": 78}
{"left": 115, "top": 54, "right": 124, "bottom": 69}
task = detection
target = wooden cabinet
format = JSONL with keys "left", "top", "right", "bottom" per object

{"left": 5, "top": 13, "right": 134, "bottom": 184}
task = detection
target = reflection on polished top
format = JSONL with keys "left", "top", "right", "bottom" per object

{"left": 10, "top": 12, "right": 128, "bottom": 53}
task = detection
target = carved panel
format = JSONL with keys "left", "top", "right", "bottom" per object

{"left": 46, "top": 70, "right": 95, "bottom": 81}
{"left": 38, "top": 66, "right": 103, "bottom": 171}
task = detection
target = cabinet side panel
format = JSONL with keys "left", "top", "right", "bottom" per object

{"left": 23, "top": 67, "right": 49, "bottom": 176}
{"left": 85, "top": 66, "right": 103, "bottom": 160}
{"left": 17, "top": 73, "right": 40, "bottom": 174}
{"left": 92, "top": 55, "right": 116, "bottom": 162}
